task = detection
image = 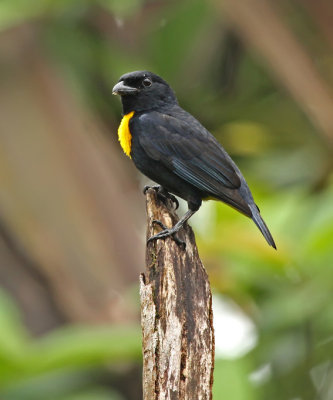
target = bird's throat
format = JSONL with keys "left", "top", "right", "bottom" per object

{"left": 118, "top": 111, "right": 134, "bottom": 158}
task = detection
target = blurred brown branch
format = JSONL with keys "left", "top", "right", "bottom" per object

{"left": 211, "top": 0, "right": 333, "bottom": 145}
{"left": 0, "top": 25, "right": 144, "bottom": 330}
{"left": 300, "top": 0, "right": 333, "bottom": 51}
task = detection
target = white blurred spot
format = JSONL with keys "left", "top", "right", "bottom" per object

{"left": 310, "top": 361, "right": 333, "bottom": 399}
{"left": 191, "top": 201, "right": 215, "bottom": 236}
{"left": 115, "top": 17, "right": 124, "bottom": 28}
{"left": 213, "top": 294, "right": 258, "bottom": 359}
{"left": 249, "top": 363, "right": 272, "bottom": 385}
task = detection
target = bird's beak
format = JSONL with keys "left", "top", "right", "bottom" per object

{"left": 112, "top": 81, "right": 139, "bottom": 96}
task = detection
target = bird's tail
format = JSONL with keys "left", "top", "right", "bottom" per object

{"left": 250, "top": 204, "right": 276, "bottom": 249}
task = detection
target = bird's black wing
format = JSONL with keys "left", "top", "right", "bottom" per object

{"left": 136, "top": 110, "right": 242, "bottom": 197}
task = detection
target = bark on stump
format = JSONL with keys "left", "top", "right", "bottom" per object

{"left": 140, "top": 189, "right": 215, "bottom": 400}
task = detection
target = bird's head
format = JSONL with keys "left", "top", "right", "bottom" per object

{"left": 112, "top": 71, "right": 177, "bottom": 114}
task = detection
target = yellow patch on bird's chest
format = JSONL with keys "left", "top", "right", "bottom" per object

{"left": 118, "top": 111, "right": 135, "bottom": 158}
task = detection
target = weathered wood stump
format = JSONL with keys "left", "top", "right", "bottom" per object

{"left": 140, "top": 188, "right": 215, "bottom": 400}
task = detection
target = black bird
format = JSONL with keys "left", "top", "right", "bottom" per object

{"left": 112, "top": 71, "right": 276, "bottom": 249}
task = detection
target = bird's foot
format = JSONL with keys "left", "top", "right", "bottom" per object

{"left": 143, "top": 185, "right": 179, "bottom": 210}
{"left": 143, "top": 184, "right": 160, "bottom": 195}
{"left": 147, "top": 219, "right": 185, "bottom": 249}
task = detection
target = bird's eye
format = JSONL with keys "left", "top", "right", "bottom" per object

{"left": 142, "top": 78, "right": 152, "bottom": 87}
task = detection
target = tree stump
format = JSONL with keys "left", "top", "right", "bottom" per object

{"left": 140, "top": 188, "right": 215, "bottom": 400}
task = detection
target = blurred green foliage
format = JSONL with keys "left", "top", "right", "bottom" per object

{"left": 0, "top": 290, "right": 140, "bottom": 399}
{"left": 196, "top": 185, "right": 333, "bottom": 399}
{"left": 0, "top": 293, "right": 141, "bottom": 399}
{"left": 0, "top": 0, "right": 332, "bottom": 399}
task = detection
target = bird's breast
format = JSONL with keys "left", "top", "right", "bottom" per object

{"left": 118, "top": 111, "right": 135, "bottom": 158}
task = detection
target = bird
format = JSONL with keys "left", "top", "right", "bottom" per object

{"left": 112, "top": 70, "right": 276, "bottom": 249}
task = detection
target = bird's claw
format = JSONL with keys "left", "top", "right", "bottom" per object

{"left": 166, "top": 193, "right": 179, "bottom": 210}
{"left": 143, "top": 185, "right": 179, "bottom": 210}
{"left": 147, "top": 221, "right": 186, "bottom": 249}
{"left": 152, "top": 219, "right": 168, "bottom": 230}
{"left": 143, "top": 185, "right": 159, "bottom": 195}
